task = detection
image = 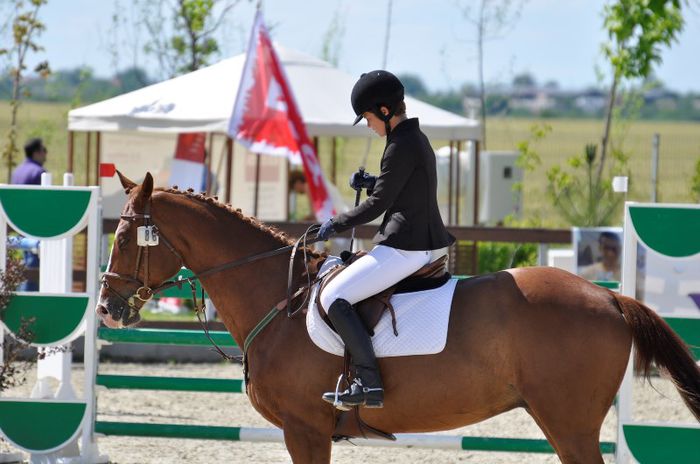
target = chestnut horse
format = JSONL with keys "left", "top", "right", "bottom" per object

{"left": 97, "top": 173, "right": 700, "bottom": 464}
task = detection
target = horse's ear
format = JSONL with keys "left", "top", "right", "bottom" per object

{"left": 116, "top": 170, "right": 137, "bottom": 193}
{"left": 140, "top": 172, "right": 154, "bottom": 201}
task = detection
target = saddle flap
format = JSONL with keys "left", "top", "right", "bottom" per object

{"left": 332, "top": 407, "right": 396, "bottom": 442}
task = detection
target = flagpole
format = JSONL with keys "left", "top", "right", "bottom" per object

{"left": 382, "top": 0, "right": 393, "bottom": 68}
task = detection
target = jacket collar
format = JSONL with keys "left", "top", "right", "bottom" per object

{"left": 387, "top": 117, "right": 418, "bottom": 142}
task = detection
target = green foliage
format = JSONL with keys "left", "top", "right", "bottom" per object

{"left": 602, "top": 0, "right": 684, "bottom": 81}
{"left": 0, "top": 67, "right": 152, "bottom": 105}
{"left": 691, "top": 157, "right": 700, "bottom": 202}
{"left": 477, "top": 241, "right": 537, "bottom": 274}
{"left": 545, "top": 143, "right": 628, "bottom": 226}
{"left": 517, "top": 125, "right": 629, "bottom": 227}
{"left": 141, "top": 0, "right": 242, "bottom": 78}
{"left": 598, "top": 0, "right": 686, "bottom": 181}
{"left": 0, "top": 0, "right": 50, "bottom": 178}
{"left": 320, "top": 5, "right": 345, "bottom": 67}
{"left": 515, "top": 123, "right": 551, "bottom": 171}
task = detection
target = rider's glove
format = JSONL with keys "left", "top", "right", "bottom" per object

{"left": 349, "top": 170, "right": 377, "bottom": 194}
{"left": 317, "top": 219, "right": 336, "bottom": 241}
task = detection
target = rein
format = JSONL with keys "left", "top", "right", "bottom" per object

{"left": 102, "top": 204, "right": 323, "bottom": 380}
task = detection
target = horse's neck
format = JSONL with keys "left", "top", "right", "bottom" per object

{"left": 155, "top": 195, "right": 298, "bottom": 346}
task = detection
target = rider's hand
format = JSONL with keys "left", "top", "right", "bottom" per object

{"left": 349, "top": 170, "right": 377, "bottom": 192}
{"left": 317, "top": 219, "right": 336, "bottom": 241}
{"left": 349, "top": 170, "right": 365, "bottom": 190}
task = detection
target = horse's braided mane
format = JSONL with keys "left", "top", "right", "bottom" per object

{"left": 156, "top": 186, "right": 323, "bottom": 258}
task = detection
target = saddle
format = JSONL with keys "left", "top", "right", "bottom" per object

{"left": 315, "top": 253, "right": 450, "bottom": 336}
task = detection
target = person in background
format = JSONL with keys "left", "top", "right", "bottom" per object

{"left": 288, "top": 169, "right": 314, "bottom": 221}
{"left": 12, "top": 138, "right": 47, "bottom": 185}
{"left": 9, "top": 138, "right": 48, "bottom": 290}
{"left": 579, "top": 231, "right": 622, "bottom": 282}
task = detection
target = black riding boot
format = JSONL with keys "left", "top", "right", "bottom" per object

{"left": 321, "top": 299, "right": 384, "bottom": 409}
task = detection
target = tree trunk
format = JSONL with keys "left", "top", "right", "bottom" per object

{"left": 477, "top": 1, "right": 487, "bottom": 149}
{"left": 7, "top": 76, "right": 20, "bottom": 183}
{"left": 597, "top": 72, "right": 619, "bottom": 183}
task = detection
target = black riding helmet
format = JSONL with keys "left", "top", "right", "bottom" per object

{"left": 350, "top": 70, "right": 404, "bottom": 135}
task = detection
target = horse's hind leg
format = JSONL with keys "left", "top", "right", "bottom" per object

{"left": 525, "top": 405, "right": 604, "bottom": 464}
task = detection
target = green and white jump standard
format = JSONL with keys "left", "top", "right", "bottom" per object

{"left": 0, "top": 176, "right": 105, "bottom": 463}
{"left": 617, "top": 202, "right": 700, "bottom": 464}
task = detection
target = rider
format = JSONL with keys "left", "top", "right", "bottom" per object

{"left": 317, "top": 70, "right": 455, "bottom": 409}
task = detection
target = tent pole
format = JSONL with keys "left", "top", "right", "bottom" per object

{"left": 95, "top": 132, "right": 101, "bottom": 187}
{"left": 285, "top": 159, "right": 290, "bottom": 220}
{"left": 472, "top": 139, "right": 481, "bottom": 275}
{"left": 206, "top": 132, "right": 214, "bottom": 194}
{"left": 473, "top": 140, "right": 480, "bottom": 226}
{"left": 448, "top": 140, "right": 454, "bottom": 225}
{"left": 253, "top": 153, "right": 261, "bottom": 217}
{"left": 456, "top": 140, "right": 462, "bottom": 225}
{"left": 68, "top": 131, "right": 74, "bottom": 174}
{"left": 85, "top": 132, "right": 92, "bottom": 186}
{"left": 225, "top": 137, "right": 233, "bottom": 205}
{"left": 331, "top": 136, "right": 337, "bottom": 185}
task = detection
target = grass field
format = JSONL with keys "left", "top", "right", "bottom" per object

{"left": 1, "top": 101, "right": 698, "bottom": 226}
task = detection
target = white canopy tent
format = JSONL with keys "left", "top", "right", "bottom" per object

{"left": 68, "top": 45, "right": 481, "bottom": 225}
{"left": 68, "top": 45, "right": 480, "bottom": 140}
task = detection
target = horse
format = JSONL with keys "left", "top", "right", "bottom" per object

{"left": 96, "top": 172, "right": 700, "bottom": 464}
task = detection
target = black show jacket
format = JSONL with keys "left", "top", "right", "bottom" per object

{"left": 332, "top": 118, "right": 455, "bottom": 250}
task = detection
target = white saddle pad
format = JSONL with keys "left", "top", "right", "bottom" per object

{"left": 306, "top": 256, "right": 458, "bottom": 358}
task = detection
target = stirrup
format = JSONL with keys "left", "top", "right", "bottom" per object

{"left": 328, "top": 373, "right": 351, "bottom": 411}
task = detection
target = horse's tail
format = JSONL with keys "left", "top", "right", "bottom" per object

{"left": 613, "top": 293, "right": 700, "bottom": 421}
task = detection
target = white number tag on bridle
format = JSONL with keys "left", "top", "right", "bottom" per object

{"left": 137, "top": 225, "right": 159, "bottom": 247}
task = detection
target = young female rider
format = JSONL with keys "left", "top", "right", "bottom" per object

{"left": 317, "top": 70, "right": 455, "bottom": 409}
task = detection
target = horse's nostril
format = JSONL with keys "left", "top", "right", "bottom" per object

{"left": 97, "top": 305, "right": 109, "bottom": 316}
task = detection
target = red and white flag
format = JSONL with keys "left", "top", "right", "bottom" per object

{"left": 228, "top": 10, "right": 335, "bottom": 220}
{"left": 169, "top": 132, "right": 208, "bottom": 192}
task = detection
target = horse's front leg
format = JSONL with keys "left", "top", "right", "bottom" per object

{"left": 282, "top": 416, "right": 333, "bottom": 464}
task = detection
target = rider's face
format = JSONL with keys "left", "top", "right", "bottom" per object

{"left": 363, "top": 108, "right": 389, "bottom": 136}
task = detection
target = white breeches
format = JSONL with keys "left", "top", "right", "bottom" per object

{"left": 319, "top": 245, "right": 435, "bottom": 312}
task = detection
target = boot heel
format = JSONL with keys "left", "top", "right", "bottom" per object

{"left": 364, "top": 400, "right": 384, "bottom": 408}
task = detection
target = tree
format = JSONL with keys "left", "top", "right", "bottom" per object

{"left": 458, "top": 0, "right": 525, "bottom": 148}
{"left": 517, "top": 1, "right": 688, "bottom": 227}
{"left": 0, "top": 257, "right": 32, "bottom": 393}
{"left": 517, "top": 126, "right": 630, "bottom": 227}
{"left": 319, "top": 3, "right": 346, "bottom": 67}
{"left": 598, "top": 0, "right": 684, "bottom": 180}
{"left": 140, "top": 0, "right": 244, "bottom": 78}
{"left": 397, "top": 73, "right": 428, "bottom": 98}
{"left": 512, "top": 72, "right": 535, "bottom": 88}
{"left": 0, "top": 0, "right": 50, "bottom": 182}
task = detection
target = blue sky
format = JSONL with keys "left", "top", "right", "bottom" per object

{"left": 18, "top": 0, "right": 700, "bottom": 92}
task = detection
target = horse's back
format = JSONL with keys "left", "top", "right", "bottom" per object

{"left": 448, "top": 266, "right": 632, "bottom": 405}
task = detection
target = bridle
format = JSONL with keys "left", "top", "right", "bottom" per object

{"left": 100, "top": 201, "right": 320, "bottom": 324}
{"left": 100, "top": 207, "right": 184, "bottom": 322}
